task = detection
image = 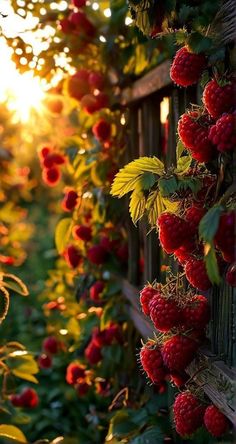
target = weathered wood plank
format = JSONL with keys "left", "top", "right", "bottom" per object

{"left": 187, "top": 350, "right": 236, "bottom": 426}
{"left": 121, "top": 60, "right": 171, "bottom": 105}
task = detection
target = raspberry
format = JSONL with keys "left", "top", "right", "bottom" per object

{"left": 87, "top": 245, "right": 107, "bottom": 265}
{"left": 209, "top": 113, "right": 236, "bottom": 152}
{"left": 38, "top": 354, "right": 52, "bottom": 369}
{"left": 139, "top": 341, "right": 166, "bottom": 384}
{"left": 178, "top": 111, "right": 213, "bottom": 162}
{"left": 182, "top": 295, "right": 210, "bottom": 330}
{"left": 20, "top": 388, "right": 39, "bottom": 408}
{"left": 67, "top": 73, "right": 90, "bottom": 101}
{"left": 73, "top": 225, "right": 92, "bottom": 242}
{"left": 203, "top": 79, "right": 235, "bottom": 119}
{"left": 174, "top": 248, "right": 193, "bottom": 266}
{"left": 39, "top": 146, "right": 51, "bottom": 160}
{"left": 104, "top": 323, "right": 122, "bottom": 345}
{"left": 76, "top": 382, "right": 90, "bottom": 396}
{"left": 85, "top": 339, "right": 102, "bottom": 365}
{"left": 170, "top": 47, "right": 206, "bottom": 87}
{"left": 161, "top": 334, "right": 199, "bottom": 372}
{"left": 226, "top": 262, "right": 236, "bottom": 287}
{"left": 64, "top": 245, "right": 82, "bottom": 268}
{"left": 149, "top": 293, "right": 182, "bottom": 332}
{"left": 59, "top": 18, "right": 76, "bottom": 34}
{"left": 185, "top": 205, "right": 206, "bottom": 235}
{"left": 66, "top": 362, "right": 86, "bottom": 385}
{"left": 185, "top": 258, "right": 212, "bottom": 291}
{"left": 10, "top": 394, "right": 24, "bottom": 407}
{"left": 140, "top": 285, "right": 158, "bottom": 316}
{"left": 115, "top": 243, "right": 128, "bottom": 263}
{"left": 169, "top": 371, "right": 188, "bottom": 388}
{"left": 173, "top": 392, "right": 205, "bottom": 437}
{"left": 157, "top": 213, "right": 188, "bottom": 253}
{"left": 88, "top": 71, "right": 104, "bottom": 92}
{"left": 215, "top": 211, "right": 236, "bottom": 262}
{"left": 80, "top": 94, "right": 99, "bottom": 114}
{"left": 72, "top": 0, "right": 86, "bottom": 7}
{"left": 92, "top": 119, "right": 111, "bottom": 142}
{"left": 90, "top": 280, "right": 105, "bottom": 302}
{"left": 43, "top": 336, "right": 58, "bottom": 354}
{"left": 69, "top": 11, "right": 96, "bottom": 38}
{"left": 62, "top": 190, "right": 78, "bottom": 212}
{"left": 42, "top": 167, "right": 61, "bottom": 186}
{"left": 204, "top": 405, "right": 229, "bottom": 437}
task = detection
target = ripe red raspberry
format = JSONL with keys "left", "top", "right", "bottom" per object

{"left": 59, "top": 18, "right": 76, "bottom": 34}
{"left": 215, "top": 211, "right": 236, "bottom": 262}
{"left": 204, "top": 405, "right": 229, "bottom": 437}
{"left": 62, "top": 190, "right": 78, "bottom": 212}
{"left": 10, "top": 394, "right": 24, "bottom": 407}
{"left": 178, "top": 111, "right": 213, "bottom": 162}
{"left": 43, "top": 336, "right": 58, "bottom": 354}
{"left": 66, "top": 362, "right": 86, "bottom": 385}
{"left": 92, "top": 119, "right": 111, "bottom": 142}
{"left": 157, "top": 213, "right": 188, "bottom": 253}
{"left": 115, "top": 243, "right": 128, "bottom": 263}
{"left": 20, "top": 388, "right": 39, "bottom": 408}
{"left": 42, "top": 167, "right": 61, "bottom": 186}
{"left": 149, "top": 293, "right": 182, "bottom": 332}
{"left": 76, "top": 382, "right": 90, "bottom": 396}
{"left": 69, "top": 11, "right": 96, "bottom": 38}
{"left": 38, "top": 146, "right": 52, "bottom": 160}
{"left": 80, "top": 94, "right": 99, "bottom": 114}
{"left": 161, "top": 334, "right": 199, "bottom": 372}
{"left": 67, "top": 72, "right": 90, "bottom": 101}
{"left": 87, "top": 245, "right": 107, "bottom": 265}
{"left": 174, "top": 248, "right": 193, "bottom": 266}
{"left": 139, "top": 341, "right": 166, "bottom": 384}
{"left": 73, "top": 225, "right": 92, "bottom": 242}
{"left": 209, "top": 113, "right": 236, "bottom": 152}
{"left": 173, "top": 392, "right": 205, "bottom": 437}
{"left": 90, "top": 280, "right": 105, "bottom": 302}
{"left": 64, "top": 245, "right": 82, "bottom": 268}
{"left": 140, "top": 285, "right": 158, "bottom": 316}
{"left": 170, "top": 47, "right": 206, "bottom": 87}
{"left": 38, "top": 354, "right": 52, "bottom": 369}
{"left": 169, "top": 371, "right": 188, "bottom": 388}
{"left": 182, "top": 295, "right": 210, "bottom": 330}
{"left": 88, "top": 71, "right": 104, "bottom": 92}
{"left": 226, "top": 262, "right": 236, "bottom": 287}
{"left": 203, "top": 79, "right": 235, "bottom": 119}
{"left": 72, "top": 0, "right": 86, "bottom": 7}
{"left": 85, "top": 339, "right": 102, "bottom": 365}
{"left": 185, "top": 205, "right": 206, "bottom": 235}
{"left": 185, "top": 258, "right": 211, "bottom": 291}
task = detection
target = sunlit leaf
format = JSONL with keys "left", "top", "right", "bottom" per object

{"left": 129, "top": 189, "right": 146, "bottom": 225}
{"left": 0, "top": 425, "right": 27, "bottom": 443}
{"left": 55, "top": 218, "right": 72, "bottom": 254}
{"left": 0, "top": 286, "right": 9, "bottom": 323}
{"left": 1, "top": 274, "right": 28, "bottom": 296}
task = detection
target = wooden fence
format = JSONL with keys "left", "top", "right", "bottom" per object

{"left": 119, "top": 61, "right": 236, "bottom": 426}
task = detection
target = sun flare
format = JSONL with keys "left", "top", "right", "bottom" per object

{"left": 0, "top": 38, "right": 45, "bottom": 123}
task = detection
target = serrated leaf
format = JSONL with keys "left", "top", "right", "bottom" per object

{"left": 175, "top": 155, "right": 192, "bottom": 175}
{"left": 199, "top": 206, "right": 224, "bottom": 243}
{"left": 111, "top": 157, "right": 164, "bottom": 198}
{"left": 130, "top": 426, "right": 164, "bottom": 444}
{"left": 162, "top": 198, "right": 179, "bottom": 213}
{"left": 55, "top": 218, "right": 72, "bottom": 254}
{"left": 129, "top": 189, "right": 146, "bottom": 225}
{"left": 176, "top": 140, "right": 186, "bottom": 160}
{"left": 0, "top": 286, "right": 9, "bottom": 323}
{"left": 1, "top": 274, "right": 28, "bottom": 296}
{"left": 146, "top": 190, "right": 160, "bottom": 227}
{"left": 187, "top": 32, "right": 213, "bottom": 54}
{"left": 141, "top": 172, "right": 156, "bottom": 190}
{"left": 0, "top": 425, "right": 27, "bottom": 443}
{"left": 205, "top": 243, "right": 221, "bottom": 285}
{"left": 159, "top": 176, "right": 178, "bottom": 197}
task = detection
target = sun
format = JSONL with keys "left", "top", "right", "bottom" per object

{"left": 0, "top": 38, "right": 45, "bottom": 123}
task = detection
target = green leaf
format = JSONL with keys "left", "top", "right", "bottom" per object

{"left": 111, "top": 157, "right": 164, "bottom": 198}
{"left": 0, "top": 425, "right": 27, "bottom": 443}
{"left": 0, "top": 286, "right": 9, "bottom": 323}
{"left": 129, "top": 426, "right": 164, "bottom": 444}
{"left": 205, "top": 243, "right": 221, "bottom": 285}
{"left": 129, "top": 189, "right": 146, "bottom": 225}
{"left": 141, "top": 172, "right": 156, "bottom": 190}
{"left": 175, "top": 155, "right": 192, "bottom": 175}
{"left": 108, "top": 411, "right": 136, "bottom": 439}
{"left": 199, "top": 206, "right": 224, "bottom": 243}
{"left": 187, "top": 32, "right": 213, "bottom": 54}
{"left": 1, "top": 274, "right": 28, "bottom": 296}
{"left": 55, "top": 218, "right": 72, "bottom": 254}
{"left": 159, "top": 176, "right": 178, "bottom": 197}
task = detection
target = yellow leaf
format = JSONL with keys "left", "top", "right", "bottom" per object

{"left": 12, "top": 370, "right": 38, "bottom": 384}
{"left": 1, "top": 274, "right": 28, "bottom": 296}
{"left": 55, "top": 218, "right": 72, "bottom": 254}
{"left": 0, "top": 286, "right": 9, "bottom": 323}
{"left": 129, "top": 189, "right": 146, "bottom": 225}
{"left": 0, "top": 425, "right": 27, "bottom": 443}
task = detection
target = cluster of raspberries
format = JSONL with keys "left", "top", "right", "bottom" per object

{"left": 170, "top": 46, "right": 235, "bottom": 162}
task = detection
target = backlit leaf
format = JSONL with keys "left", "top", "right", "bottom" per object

{"left": 55, "top": 218, "right": 72, "bottom": 254}
{"left": 0, "top": 425, "right": 27, "bottom": 443}
{"left": 129, "top": 189, "right": 146, "bottom": 225}
{"left": 0, "top": 286, "right": 9, "bottom": 323}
